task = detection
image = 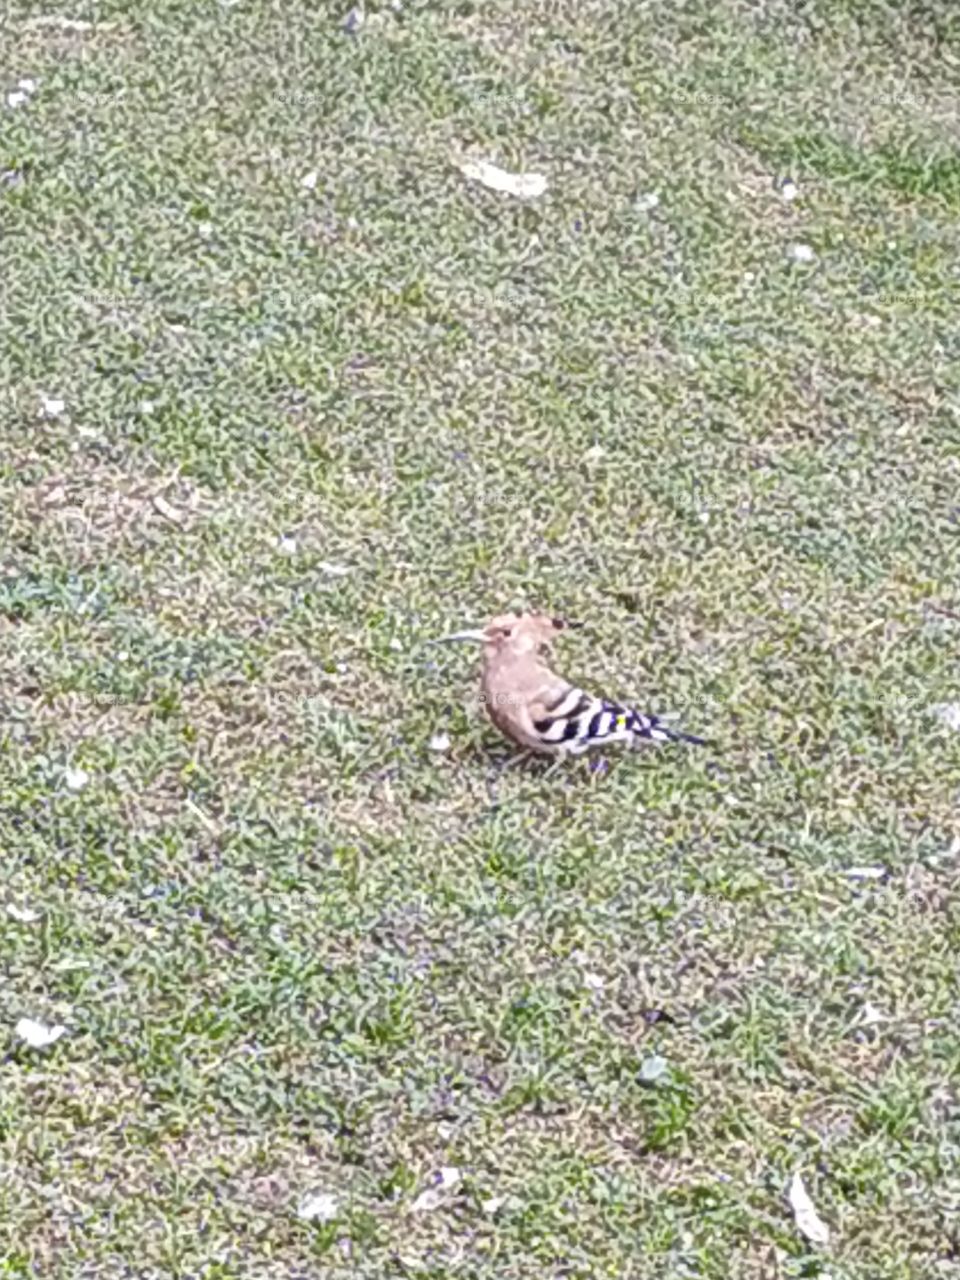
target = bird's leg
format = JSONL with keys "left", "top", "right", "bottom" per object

{"left": 541, "top": 750, "right": 569, "bottom": 781}
{"left": 499, "top": 749, "right": 531, "bottom": 773}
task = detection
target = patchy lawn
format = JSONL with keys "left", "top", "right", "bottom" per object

{"left": 2, "top": 0, "right": 959, "bottom": 1276}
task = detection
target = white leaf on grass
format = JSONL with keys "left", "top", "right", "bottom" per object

{"left": 7, "top": 90, "right": 30, "bottom": 109}
{"left": 428, "top": 732, "right": 451, "bottom": 753}
{"left": 39, "top": 396, "right": 66, "bottom": 418}
{"left": 63, "top": 767, "right": 89, "bottom": 791}
{"left": 930, "top": 702, "right": 960, "bottom": 731}
{"left": 638, "top": 1054, "right": 670, "bottom": 1083}
{"left": 458, "top": 160, "right": 547, "bottom": 200}
{"left": 18, "top": 78, "right": 38, "bottom": 95}
{"left": 481, "top": 1195, "right": 504, "bottom": 1214}
{"left": 7, "top": 904, "right": 40, "bottom": 923}
{"left": 411, "top": 1167, "right": 460, "bottom": 1213}
{"left": 788, "top": 1171, "right": 830, "bottom": 1245}
{"left": 16, "top": 1017, "right": 67, "bottom": 1048}
{"left": 860, "top": 1002, "right": 886, "bottom": 1026}
{"left": 152, "top": 493, "right": 185, "bottom": 525}
{"left": 300, "top": 170, "right": 319, "bottom": 191}
{"left": 843, "top": 866, "right": 886, "bottom": 880}
{"left": 297, "top": 1191, "right": 339, "bottom": 1222}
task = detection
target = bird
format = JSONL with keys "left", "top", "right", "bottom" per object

{"left": 434, "top": 610, "right": 706, "bottom": 761}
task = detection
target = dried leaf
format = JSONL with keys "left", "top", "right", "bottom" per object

{"left": 411, "top": 1167, "right": 461, "bottom": 1213}
{"left": 931, "top": 702, "right": 960, "bottom": 731}
{"left": 638, "top": 1054, "right": 670, "bottom": 1084}
{"left": 788, "top": 1171, "right": 830, "bottom": 1245}
{"left": 7, "top": 904, "right": 40, "bottom": 923}
{"left": 458, "top": 159, "right": 548, "bottom": 200}
{"left": 297, "top": 1191, "right": 338, "bottom": 1222}
{"left": 152, "top": 493, "right": 185, "bottom": 524}
{"left": 16, "top": 1017, "right": 68, "bottom": 1048}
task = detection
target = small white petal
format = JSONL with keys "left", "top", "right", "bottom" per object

{"left": 437, "top": 1166, "right": 461, "bottom": 1189}
{"left": 428, "top": 732, "right": 451, "bottom": 753}
{"left": 788, "top": 243, "right": 816, "bottom": 264}
{"left": 64, "top": 767, "right": 90, "bottom": 791}
{"left": 297, "top": 1191, "right": 339, "bottom": 1222}
{"left": 300, "top": 170, "right": 319, "bottom": 191}
{"left": 18, "top": 78, "right": 38, "bottom": 94}
{"left": 39, "top": 396, "right": 66, "bottom": 418}
{"left": 860, "top": 1002, "right": 886, "bottom": 1026}
{"left": 843, "top": 866, "right": 887, "bottom": 880}
{"left": 277, "top": 534, "right": 298, "bottom": 555}
{"left": 788, "top": 1171, "right": 830, "bottom": 1245}
{"left": 583, "top": 971, "right": 605, "bottom": 991}
{"left": 635, "top": 191, "right": 660, "bottom": 212}
{"left": 7, "top": 90, "right": 29, "bottom": 109}
{"left": 7, "top": 904, "right": 40, "bottom": 923}
{"left": 389, "top": 638, "right": 403, "bottom": 651}
{"left": 780, "top": 178, "right": 798, "bottom": 201}
{"left": 16, "top": 1017, "right": 68, "bottom": 1048}
{"left": 481, "top": 1195, "right": 504, "bottom": 1215}
{"left": 318, "top": 561, "right": 351, "bottom": 577}
{"left": 140, "top": 400, "right": 156, "bottom": 414}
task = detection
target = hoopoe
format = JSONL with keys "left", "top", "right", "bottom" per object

{"left": 435, "top": 610, "right": 705, "bottom": 760}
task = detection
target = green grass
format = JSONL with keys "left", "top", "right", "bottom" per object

{"left": 3, "top": 0, "right": 960, "bottom": 1276}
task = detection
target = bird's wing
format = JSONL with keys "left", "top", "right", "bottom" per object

{"left": 528, "top": 680, "right": 634, "bottom": 753}
{"left": 527, "top": 677, "right": 704, "bottom": 754}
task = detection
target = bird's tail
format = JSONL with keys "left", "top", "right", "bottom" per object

{"left": 627, "top": 709, "right": 707, "bottom": 747}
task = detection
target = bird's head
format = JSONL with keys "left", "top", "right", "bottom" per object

{"left": 433, "top": 610, "right": 581, "bottom": 657}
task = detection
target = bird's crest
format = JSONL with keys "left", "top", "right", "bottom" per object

{"left": 435, "top": 610, "right": 581, "bottom": 655}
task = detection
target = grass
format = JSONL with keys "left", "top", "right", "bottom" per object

{"left": 2, "top": 0, "right": 960, "bottom": 1275}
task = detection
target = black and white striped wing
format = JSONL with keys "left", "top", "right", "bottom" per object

{"left": 531, "top": 686, "right": 634, "bottom": 755}
{"left": 531, "top": 684, "right": 704, "bottom": 755}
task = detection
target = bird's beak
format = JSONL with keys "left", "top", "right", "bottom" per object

{"left": 431, "top": 628, "right": 489, "bottom": 645}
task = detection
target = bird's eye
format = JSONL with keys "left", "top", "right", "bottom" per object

{"left": 551, "top": 617, "right": 565, "bottom": 629}
{"left": 501, "top": 627, "right": 513, "bottom": 638}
